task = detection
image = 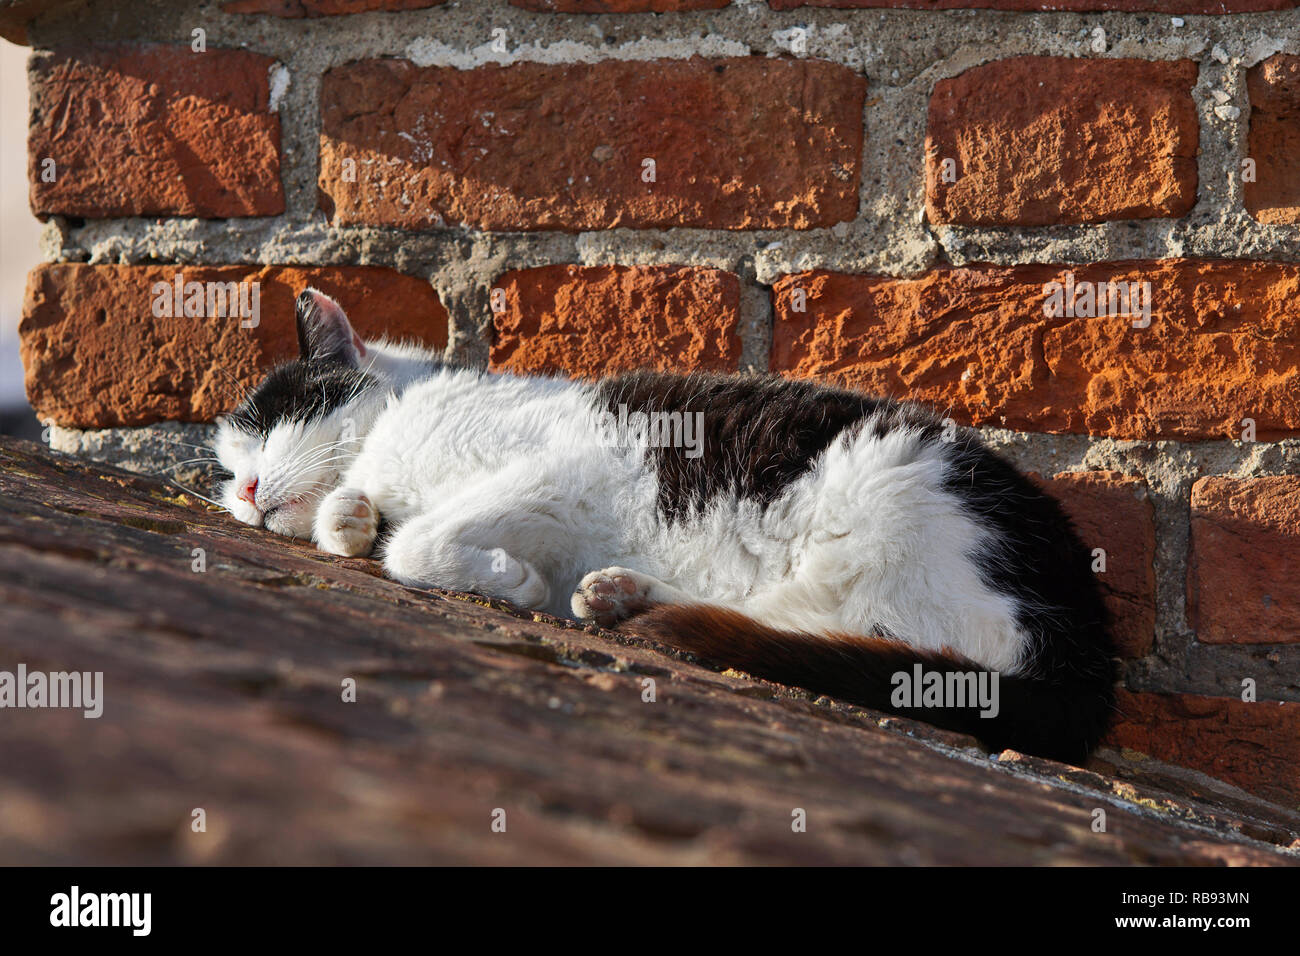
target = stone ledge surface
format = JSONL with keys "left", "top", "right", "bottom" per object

{"left": 1, "top": 435, "right": 1296, "bottom": 865}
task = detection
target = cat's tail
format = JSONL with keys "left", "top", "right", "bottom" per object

{"left": 624, "top": 604, "right": 1113, "bottom": 765}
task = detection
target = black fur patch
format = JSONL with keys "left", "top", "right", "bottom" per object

{"left": 941, "top": 434, "right": 1116, "bottom": 702}
{"left": 599, "top": 369, "right": 1116, "bottom": 760}
{"left": 596, "top": 370, "right": 942, "bottom": 524}
{"left": 226, "top": 360, "right": 379, "bottom": 439}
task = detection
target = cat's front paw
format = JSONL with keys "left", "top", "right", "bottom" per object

{"left": 572, "top": 567, "right": 656, "bottom": 628}
{"left": 315, "top": 488, "right": 378, "bottom": 557}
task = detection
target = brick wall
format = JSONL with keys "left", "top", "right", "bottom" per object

{"left": 13, "top": 0, "right": 1300, "bottom": 799}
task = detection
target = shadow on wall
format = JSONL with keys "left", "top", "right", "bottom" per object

{"left": 1, "top": 38, "right": 43, "bottom": 440}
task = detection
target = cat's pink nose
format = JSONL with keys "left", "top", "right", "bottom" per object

{"left": 237, "top": 477, "right": 259, "bottom": 505}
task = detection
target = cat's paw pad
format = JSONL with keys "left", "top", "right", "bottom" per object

{"left": 572, "top": 567, "right": 655, "bottom": 627}
{"left": 316, "top": 488, "right": 378, "bottom": 557}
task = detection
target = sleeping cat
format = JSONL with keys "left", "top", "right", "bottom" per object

{"left": 215, "top": 288, "right": 1115, "bottom": 763}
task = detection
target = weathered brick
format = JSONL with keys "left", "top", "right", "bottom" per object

{"left": 1188, "top": 476, "right": 1300, "bottom": 645}
{"left": 1245, "top": 54, "right": 1300, "bottom": 224}
{"left": 20, "top": 264, "right": 447, "bottom": 428}
{"left": 925, "top": 56, "right": 1198, "bottom": 226}
{"left": 770, "top": 261, "right": 1300, "bottom": 441}
{"left": 28, "top": 45, "right": 284, "bottom": 219}
{"left": 510, "top": 0, "right": 727, "bottom": 9}
{"left": 489, "top": 264, "right": 740, "bottom": 377}
{"left": 1104, "top": 690, "right": 1300, "bottom": 805}
{"left": 1034, "top": 471, "right": 1156, "bottom": 658}
{"left": 773, "top": 0, "right": 1293, "bottom": 9}
{"left": 221, "top": 0, "right": 445, "bottom": 14}
{"left": 319, "top": 57, "right": 865, "bottom": 231}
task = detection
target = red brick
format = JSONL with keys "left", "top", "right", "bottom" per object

{"left": 1245, "top": 54, "right": 1300, "bottom": 224}
{"left": 28, "top": 45, "right": 284, "bottom": 219}
{"left": 770, "top": 261, "right": 1300, "bottom": 441}
{"left": 489, "top": 264, "right": 740, "bottom": 377}
{"left": 773, "top": 0, "right": 1293, "bottom": 8}
{"left": 1188, "top": 476, "right": 1300, "bottom": 645}
{"left": 221, "top": 0, "right": 445, "bottom": 14}
{"left": 319, "top": 57, "right": 865, "bottom": 231}
{"left": 20, "top": 264, "right": 447, "bottom": 428}
{"left": 925, "top": 56, "right": 1198, "bottom": 226}
{"left": 510, "top": 1, "right": 727, "bottom": 9}
{"left": 1034, "top": 472, "right": 1156, "bottom": 658}
{"left": 1104, "top": 690, "right": 1300, "bottom": 805}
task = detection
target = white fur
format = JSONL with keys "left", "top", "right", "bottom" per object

{"left": 217, "top": 338, "right": 1031, "bottom": 675}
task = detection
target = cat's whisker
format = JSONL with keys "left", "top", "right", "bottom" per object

{"left": 342, "top": 356, "right": 380, "bottom": 405}
{"left": 297, "top": 455, "right": 355, "bottom": 470}
{"left": 156, "top": 457, "right": 225, "bottom": 472}
{"left": 296, "top": 439, "right": 357, "bottom": 457}
{"left": 281, "top": 450, "right": 356, "bottom": 481}
{"left": 166, "top": 479, "right": 228, "bottom": 512}
{"left": 144, "top": 435, "right": 221, "bottom": 454}
{"left": 212, "top": 365, "right": 252, "bottom": 406}
{"left": 274, "top": 445, "right": 359, "bottom": 491}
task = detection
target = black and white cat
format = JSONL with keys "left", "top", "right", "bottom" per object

{"left": 215, "top": 289, "right": 1115, "bottom": 763}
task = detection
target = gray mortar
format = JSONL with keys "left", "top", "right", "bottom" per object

{"left": 47, "top": 421, "right": 222, "bottom": 495}
{"left": 22, "top": 0, "right": 1300, "bottom": 700}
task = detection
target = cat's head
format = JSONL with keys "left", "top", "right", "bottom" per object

{"left": 215, "top": 288, "right": 383, "bottom": 539}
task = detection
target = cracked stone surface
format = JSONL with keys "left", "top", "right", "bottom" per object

{"left": 1, "top": 434, "right": 1297, "bottom": 865}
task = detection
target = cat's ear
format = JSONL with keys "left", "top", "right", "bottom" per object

{"left": 295, "top": 288, "right": 367, "bottom": 367}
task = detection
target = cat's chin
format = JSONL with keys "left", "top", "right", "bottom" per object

{"left": 263, "top": 497, "right": 316, "bottom": 539}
